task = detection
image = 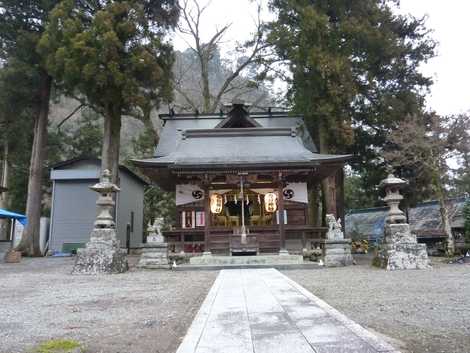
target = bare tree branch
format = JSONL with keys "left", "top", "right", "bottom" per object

{"left": 175, "top": 0, "right": 274, "bottom": 113}
{"left": 175, "top": 85, "right": 198, "bottom": 111}
{"left": 57, "top": 103, "right": 84, "bottom": 129}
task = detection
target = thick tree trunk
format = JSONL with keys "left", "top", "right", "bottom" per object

{"left": 336, "top": 168, "right": 346, "bottom": 232}
{"left": 0, "top": 140, "right": 9, "bottom": 240}
{"left": 308, "top": 185, "right": 322, "bottom": 227}
{"left": 318, "top": 121, "right": 338, "bottom": 221}
{"left": 101, "top": 104, "right": 122, "bottom": 185}
{"left": 16, "top": 72, "right": 52, "bottom": 256}
{"left": 322, "top": 175, "right": 337, "bottom": 217}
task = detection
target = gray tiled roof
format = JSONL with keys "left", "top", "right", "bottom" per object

{"left": 137, "top": 127, "right": 349, "bottom": 168}
{"left": 345, "top": 198, "right": 466, "bottom": 242}
{"left": 155, "top": 115, "right": 318, "bottom": 157}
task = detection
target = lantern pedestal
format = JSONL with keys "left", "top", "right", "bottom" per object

{"left": 376, "top": 223, "right": 430, "bottom": 270}
{"left": 72, "top": 229, "right": 128, "bottom": 274}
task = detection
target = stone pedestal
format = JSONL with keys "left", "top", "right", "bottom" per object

{"left": 72, "top": 229, "right": 128, "bottom": 274}
{"left": 323, "top": 239, "right": 353, "bottom": 267}
{"left": 4, "top": 249, "right": 21, "bottom": 263}
{"left": 377, "top": 223, "right": 430, "bottom": 270}
{"left": 71, "top": 169, "right": 128, "bottom": 274}
{"left": 322, "top": 214, "right": 353, "bottom": 267}
{"left": 137, "top": 243, "right": 170, "bottom": 269}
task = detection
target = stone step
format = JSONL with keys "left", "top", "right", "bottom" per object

{"left": 189, "top": 254, "right": 304, "bottom": 266}
{"left": 174, "top": 262, "right": 322, "bottom": 271}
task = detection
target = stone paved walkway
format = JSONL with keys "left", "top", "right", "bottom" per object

{"left": 176, "top": 269, "right": 401, "bottom": 353}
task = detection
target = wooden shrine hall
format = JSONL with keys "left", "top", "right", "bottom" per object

{"left": 134, "top": 102, "right": 351, "bottom": 257}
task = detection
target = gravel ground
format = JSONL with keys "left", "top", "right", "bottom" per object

{"left": 284, "top": 255, "right": 470, "bottom": 353}
{"left": 2, "top": 255, "right": 469, "bottom": 353}
{"left": 0, "top": 256, "right": 217, "bottom": 353}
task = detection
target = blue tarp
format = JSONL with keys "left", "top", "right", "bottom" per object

{"left": 0, "top": 208, "right": 27, "bottom": 225}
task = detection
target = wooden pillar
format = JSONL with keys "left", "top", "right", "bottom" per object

{"left": 336, "top": 168, "right": 345, "bottom": 233}
{"left": 203, "top": 185, "right": 211, "bottom": 255}
{"left": 277, "top": 174, "right": 287, "bottom": 254}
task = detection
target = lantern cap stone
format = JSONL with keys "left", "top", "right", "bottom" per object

{"left": 380, "top": 173, "right": 408, "bottom": 189}
{"left": 90, "top": 169, "right": 121, "bottom": 193}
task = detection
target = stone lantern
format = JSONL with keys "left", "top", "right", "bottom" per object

{"left": 380, "top": 174, "right": 407, "bottom": 224}
{"left": 72, "top": 169, "right": 128, "bottom": 274}
{"left": 375, "top": 173, "right": 430, "bottom": 270}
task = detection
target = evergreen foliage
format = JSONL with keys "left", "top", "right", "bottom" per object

{"left": 38, "top": 0, "right": 179, "bottom": 182}
{"left": 128, "top": 124, "right": 175, "bottom": 231}
{"left": 267, "top": 0, "right": 436, "bottom": 202}
{"left": 0, "top": 0, "right": 58, "bottom": 255}
{"left": 54, "top": 108, "right": 103, "bottom": 160}
{"left": 0, "top": 64, "right": 35, "bottom": 212}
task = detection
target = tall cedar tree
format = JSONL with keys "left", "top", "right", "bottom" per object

{"left": 267, "top": 0, "right": 435, "bottom": 214}
{"left": 39, "top": 0, "right": 179, "bottom": 184}
{"left": 0, "top": 1, "right": 59, "bottom": 256}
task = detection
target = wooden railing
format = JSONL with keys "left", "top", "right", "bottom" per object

{"left": 163, "top": 225, "right": 328, "bottom": 254}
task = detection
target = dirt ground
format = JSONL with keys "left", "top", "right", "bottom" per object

{"left": 0, "top": 256, "right": 217, "bottom": 353}
{"left": 284, "top": 255, "right": 470, "bottom": 353}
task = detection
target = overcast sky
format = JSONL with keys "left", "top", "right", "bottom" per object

{"left": 173, "top": 1, "right": 470, "bottom": 116}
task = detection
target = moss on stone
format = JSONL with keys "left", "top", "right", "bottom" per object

{"left": 34, "top": 339, "right": 82, "bottom": 353}
{"left": 371, "top": 255, "right": 382, "bottom": 268}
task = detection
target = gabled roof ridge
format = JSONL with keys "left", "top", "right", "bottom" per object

{"left": 182, "top": 127, "right": 296, "bottom": 139}
{"left": 159, "top": 111, "right": 299, "bottom": 120}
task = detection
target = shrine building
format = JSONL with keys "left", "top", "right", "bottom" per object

{"left": 133, "top": 102, "right": 351, "bottom": 258}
